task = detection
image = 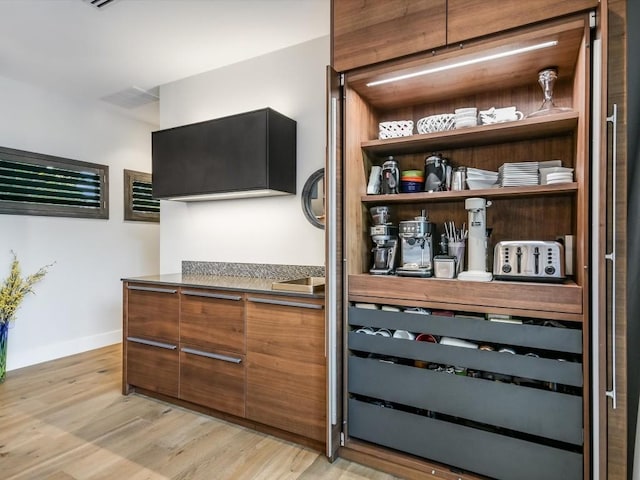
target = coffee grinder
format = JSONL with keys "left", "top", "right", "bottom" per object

{"left": 396, "top": 210, "right": 434, "bottom": 277}
{"left": 457, "top": 197, "right": 493, "bottom": 282}
{"left": 369, "top": 206, "right": 398, "bottom": 275}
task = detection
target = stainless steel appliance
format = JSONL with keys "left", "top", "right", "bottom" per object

{"left": 493, "top": 240, "right": 565, "bottom": 282}
{"left": 369, "top": 206, "right": 398, "bottom": 275}
{"left": 423, "top": 153, "right": 450, "bottom": 192}
{"left": 396, "top": 213, "right": 433, "bottom": 277}
{"left": 381, "top": 157, "right": 399, "bottom": 194}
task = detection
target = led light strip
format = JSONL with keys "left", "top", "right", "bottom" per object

{"left": 366, "top": 40, "right": 559, "bottom": 87}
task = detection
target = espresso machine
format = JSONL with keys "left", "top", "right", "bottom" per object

{"left": 369, "top": 206, "right": 398, "bottom": 275}
{"left": 396, "top": 211, "right": 434, "bottom": 277}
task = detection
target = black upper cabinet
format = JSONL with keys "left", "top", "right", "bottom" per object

{"left": 152, "top": 108, "right": 296, "bottom": 201}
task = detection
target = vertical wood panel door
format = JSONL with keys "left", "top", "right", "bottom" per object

{"left": 447, "top": 0, "right": 598, "bottom": 45}
{"left": 126, "top": 285, "right": 179, "bottom": 343}
{"left": 332, "top": 0, "right": 446, "bottom": 72}
{"left": 180, "top": 289, "right": 245, "bottom": 354}
{"left": 245, "top": 296, "right": 326, "bottom": 442}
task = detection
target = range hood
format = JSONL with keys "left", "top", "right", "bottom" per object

{"left": 152, "top": 108, "right": 296, "bottom": 201}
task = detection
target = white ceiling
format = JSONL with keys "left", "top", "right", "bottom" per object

{"left": 0, "top": 0, "right": 330, "bottom": 125}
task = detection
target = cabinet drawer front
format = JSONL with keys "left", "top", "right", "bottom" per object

{"left": 349, "top": 307, "right": 583, "bottom": 354}
{"left": 348, "top": 398, "right": 582, "bottom": 480}
{"left": 349, "top": 332, "right": 582, "bottom": 388}
{"left": 127, "top": 284, "right": 179, "bottom": 343}
{"left": 246, "top": 352, "right": 325, "bottom": 442}
{"left": 126, "top": 340, "right": 178, "bottom": 397}
{"left": 246, "top": 296, "right": 325, "bottom": 364}
{"left": 180, "top": 346, "right": 245, "bottom": 418}
{"left": 180, "top": 289, "right": 245, "bottom": 354}
{"left": 349, "top": 356, "right": 582, "bottom": 445}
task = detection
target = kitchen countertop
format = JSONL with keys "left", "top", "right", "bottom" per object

{"left": 122, "top": 273, "right": 325, "bottom": 299}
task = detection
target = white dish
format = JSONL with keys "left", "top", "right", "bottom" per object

{"left": 467, "top": 167, "right": 498, "bottom": 176}
{"left": 440, "top": 336, "right": 478, "bottom": 349}
{"left": 467, "top": 179, "right": 498, "bottom": 189}
{"left": 355, "top": 327, "right": 375, "bottom": 335}
{"left": 381, "top": 305, "right": 401, "bottom": 312}
{"left": 393, "top": 330, "right": 416, "bottom": 340}
{"left": 374, "top": 328, "right": 392, "bottom": 337}
{"left": 355, "top": 303, "right": 379, "bottom": 310}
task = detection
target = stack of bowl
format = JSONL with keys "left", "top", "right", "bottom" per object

{"left": 454, "top": 107, "right": 478, "bottom": 129}
{"left": 400, "top": 170, "right": 424, "bottom": 193}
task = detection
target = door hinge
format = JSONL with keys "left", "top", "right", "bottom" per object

{"left": 340, "top": 431, "right": 345, "bottom": 446}
{"left": 589, "top": 11, "right": 596, "bottom": 29}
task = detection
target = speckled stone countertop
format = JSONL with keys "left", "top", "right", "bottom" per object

{"left": 121, "top": 273, "right": 325, "bottom": 299}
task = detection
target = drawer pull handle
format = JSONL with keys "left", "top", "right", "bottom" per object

{"left": 181, "top": 290, "right": 242, "bottom": 301}
{"left": 181, "top": 347, "right": 242, "bottom": 364}
{"left": 127, "top": 286, "right": 177, "bottom": 294}
{"left": 247, "top": 297, "right": 324, "bottom": 310}
{"left": 127, "top": 336, "right": 177, "bottom": 350}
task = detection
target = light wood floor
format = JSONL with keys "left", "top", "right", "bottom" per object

{"left": 0, "top": 344, "right": 399, "bottom": 480}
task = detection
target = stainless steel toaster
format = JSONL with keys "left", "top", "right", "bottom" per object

{"left": 493, "top": 241, "right": 565, "bottom": 282}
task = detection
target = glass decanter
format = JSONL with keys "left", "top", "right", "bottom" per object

{"left": 527, "top": 67, "right": 572, "bottom": 118}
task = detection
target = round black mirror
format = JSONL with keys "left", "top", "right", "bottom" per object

{"left": 301, "top": 168, "right": 325, "bottom": 229}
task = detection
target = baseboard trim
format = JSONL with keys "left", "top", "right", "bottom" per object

{"left": 7, "top": 329, "right": 122, "bottom": 371}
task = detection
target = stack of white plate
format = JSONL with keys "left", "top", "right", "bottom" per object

{"left": 539, "top": 166, "right": 574, "bottom": 185}
{"left": 454, "top": 107, "right": 478, "bottom": 129}
{"left": 499, "top": 161, "right": 540, "bottom": 187}
{"left": 466, "top": 167, "right": 499, "bottom": 189}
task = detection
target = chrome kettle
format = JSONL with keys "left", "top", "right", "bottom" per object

{"left": 381, "top": 157, "right": 399, "bottom": 194}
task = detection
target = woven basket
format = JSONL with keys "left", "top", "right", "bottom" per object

{"left": 416, "top": 114, "right": 455, "bottom": 134}
{"left": 378, "top": 120, "right": 414, "bottom": 139}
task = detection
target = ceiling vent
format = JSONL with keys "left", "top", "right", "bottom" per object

{"left": 82, "top": 0, "right": 119, "bottom": 9}
{"left": 101, "top": 86, "right": 159, "bottom": 109}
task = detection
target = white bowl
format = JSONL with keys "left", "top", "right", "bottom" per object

{"left": 466, "top": 178, "right": 498, "bottom": 190}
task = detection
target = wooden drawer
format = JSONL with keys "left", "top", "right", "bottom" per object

{"left": 126, "top": 283, "right": 179, "bottom": 343}
{"left": 179, "top": 345, "right": 245, "bottom": 418}
{"left": 126, "top": 339, "right": 179, "bottom": 397}
{"left": 180, "top": 288, "right": 245, "bottom": 354}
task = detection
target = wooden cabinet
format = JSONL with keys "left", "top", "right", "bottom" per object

{"left": 124, "top": 284, "right": 179, "bottom": 397}
{"left": 245, "top": 294, "right": 326, "bottom": 442}
{"left": 335, "top": 13, "right": 593, "bottom": 480}
{"left": 179, "top": 288, "right": 246, "bottom": 417}
{"left": 331, "top": 0, "right": 446, "bottom": 72}
{"left": 447, "top": 0, "right": 598, "bottom": 44}
{"left": 123, "top": 281, "right": 327, "bottom": 447}
{"left": 331, "top": 0, "right": 598, "bottom": 72}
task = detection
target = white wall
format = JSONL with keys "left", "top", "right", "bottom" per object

{"left": 0, "top": 75, "right": 159, "bottom": 371}
{"left": 158, "top": 36, "right": 329, "bottom": 273}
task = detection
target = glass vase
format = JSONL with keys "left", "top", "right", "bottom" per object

{"left": 0, "top": 321, "right": 8, "bottom": 383}
{"left": 527, "top": 67, "right": 572, "bottom": 118}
